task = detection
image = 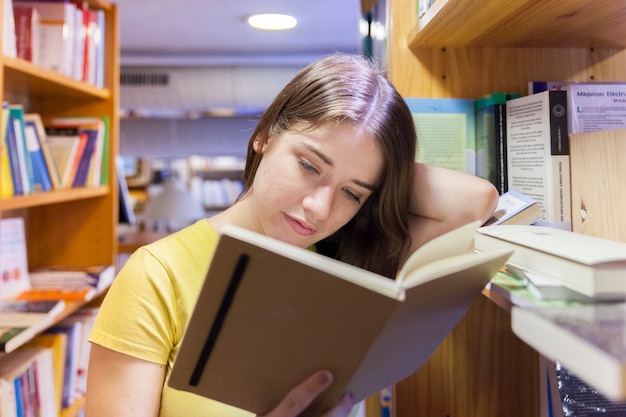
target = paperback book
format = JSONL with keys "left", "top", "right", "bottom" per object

{"left": 475, "top": 225, "right": 626, "bottom": 299}
{"left": 168, "top": 221, "right": 513, "bottom": 417}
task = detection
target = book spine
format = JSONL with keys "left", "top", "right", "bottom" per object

{"left": 71, "top": 129, "right": 97, "bottom": 187}
{"left": 547, "top": 90, "right": 571, "bottom": 224}
{"left": 24, "top": 121, "right": 52, "bottom": 192}
{"left": 4, "top": 111, "right": 24, "bottom": 195}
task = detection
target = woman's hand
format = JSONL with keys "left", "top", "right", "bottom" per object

{"left": 258, "top": 370, "right": 354, "bottom": 417}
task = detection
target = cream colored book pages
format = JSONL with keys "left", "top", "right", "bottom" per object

{"left": 569, "top": 129, "right": 626, "bottom": 243}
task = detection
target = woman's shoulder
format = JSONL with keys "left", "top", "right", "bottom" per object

{"left": 146, "top": 219, "right": 219, "bottom": 253}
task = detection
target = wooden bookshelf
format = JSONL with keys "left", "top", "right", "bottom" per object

{"left": 0, "top": 1, "right": 119, "bottom": 416}
{"left": 386, "top": 0, "right": 626, "bottom": 416}
{"left": 0, "top": 0, "right": 119, "bottom": 270}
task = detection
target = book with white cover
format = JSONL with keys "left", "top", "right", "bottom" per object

{"left": 512, "top": 304, "right": 626, "bottom": 401}
{"left": 475, "top": 225, "right": 626, "bottom": 299}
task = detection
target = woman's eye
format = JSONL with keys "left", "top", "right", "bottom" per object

{"left": 298, "top": 159, "right": 319, "bottom": 174}
{"left": 343, "top": 188, "right": 361, "bottom": 203}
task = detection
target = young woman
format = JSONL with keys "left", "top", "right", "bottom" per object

{"left": 84, "top": 53, "right": 498, "bottom": 417}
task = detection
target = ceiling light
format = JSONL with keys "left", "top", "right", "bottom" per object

{"left": 247, "top": 14, "right": 297, "bottom": 30}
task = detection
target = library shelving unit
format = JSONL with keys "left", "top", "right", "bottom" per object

{"left": 0, "top": 0, "right": 119, "bottom": 273}
{"left": 385, "top": 0, "right": 626, "bottom": 416}
{"left": 0, "top": 0, "right": 119, "bottom": 415}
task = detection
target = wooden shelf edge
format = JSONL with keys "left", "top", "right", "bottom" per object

{"left": 3, "top": 56, "right": 110, "bottom": 99}
{"left": 409, "top": 0, "right": 626, "bottom": 49}
{"left": 0, "top": 186, "right": 110, "bottom": 211}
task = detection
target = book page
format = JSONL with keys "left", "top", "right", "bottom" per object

{"left": 397, "top": 220, "right": 480, "bottom": 282}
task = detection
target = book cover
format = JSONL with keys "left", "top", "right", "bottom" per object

{"left": 474, "top": 92, "right": 522, "bottom": 195}
{"left": 28, "top": 264, "right": 115, "bottom": 292}
{"left": 511, "top": 303, "right": 626, "bottom": 401}
{"left": 506, "top": 90, "right": 570, "bottom": 228}
{"left": 483, "top": 189, "right": 543, "bottom": 226}
{"left": 475, "top": 224, "right": 626, "bottom": 299}
{"left": 4, "top": 108, "right": 25, "bottom": 195}
{"left": 0, "top": 300, "right": 65, "bottom": 327}
{"left": 45, "top": 320, "right": 82, "bottom": 408}
{"left": 528, "top": 81, "right": 626, "bottom": 134}
{"left": 404, "top": 97, "right": 476, "bottom": 175}
{"left": 24, "top": 114, "right": 62, "bottom": 190}
{"left": 13, "top": 5, "right": 40, "bottom": 65}
{"left": 168, "top": 222, "right": 513, "bottom": 417}
{"left": 17, "top": 287, "right": 96, "bottom": 302}
{"left": 48, "top": 119, "right": 102, "bottom": 187}
{"left": 45, "top": 127, "right": 82, "bottom": 188}
{"left": 12, "top": 0, "right": 77, "bottom": 77}
{"left": 22, "top": 333, "right": 67, "bottom": 415}
{"left": 0, "top": 104, "right": 15, "bottom": 197}
{"left": 0, "top": 327, "right": 33, "bottom": 353}
{"left": 0, "top": 347, "right": 57, "bottom": 417}
{"left": 23, "top": 118, "right": 52, "bottom": 192}
{"left": 9, "top": 105, "right": 35, "bottom": 195}
{"left": 0, "top": 218, "right": 31, "bottom": 300}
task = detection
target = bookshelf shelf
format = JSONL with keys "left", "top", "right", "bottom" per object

{"left": 3, "top": 56, "right": 110, "bottom": 102}
{"left": 0, "top": 186, "right": 109, "bottom": 210}
{"left": 411, "top": 0, "right": 626, "bottom": 48}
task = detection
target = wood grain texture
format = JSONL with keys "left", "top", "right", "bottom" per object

{"left": 570, "top": 129, "right": 626, "bottom": 243}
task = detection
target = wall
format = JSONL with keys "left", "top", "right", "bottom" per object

{"left": 120, "top": 116, "right": 257, "bottom": 158}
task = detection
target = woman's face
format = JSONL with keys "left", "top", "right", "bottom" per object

{"left": 246, "top": 122, "right": 384, "bottom": 248}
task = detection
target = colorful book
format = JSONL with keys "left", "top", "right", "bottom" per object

{"left": 4, "top": 108, "right": 25, "bottom": 195}
{"left": 12, "top": 0, "right": 77, "bottom": 77}
{"left": 0, "top": 218, "right": 32, "bottom": 300}
{"left": 474, "top": 92, "right": 522, "bottom": 195}
{"left": 24, "top": 114, "right": 62, "bottom": 190}
{"left": 0, "top": 300, "right": 65, "bottom": 327}
{"left": 12, "top": 4, "right": 40, "bottom": 65}
{"left": 45, "top": 127, "right": 82, "bottom": 188}
{"left": 9, "top": 105, "right": 35, "bottom": 194}
{"left": 0, "top": 347, "right": 57, "bottom": 417}
{"left": 23, "top": 117, "right": 53, "bottom": 192}
{"left": 506, "top": 90, "right": 570, "bottom": 228}
{"left": 17, "top": 287, "right": 96, "bottom": 302}
{"left": 168, "top": 222, "right": 513, "bottom": 416}
{"left": 0, "top": 104, "right": 15, "bottom": 197}
{"left": 22, "top": 332, "right": 67, "bottom": 415}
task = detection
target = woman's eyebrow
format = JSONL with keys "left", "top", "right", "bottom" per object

{"left": 304, "top": 144, "right": 377, "bottom": 191}
{"left": 304, "top": 143, "right": 333, "bottom": 166}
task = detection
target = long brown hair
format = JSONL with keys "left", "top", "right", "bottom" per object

{"left": 242, "top": 53, "right": 417, "bottom": 278}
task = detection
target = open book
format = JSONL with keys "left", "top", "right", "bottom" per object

{"left": 168, "top": 221, "right": 513, "bottom": 417}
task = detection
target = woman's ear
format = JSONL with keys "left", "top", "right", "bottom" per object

{"left": 252, "top": 136, "right": 264, "bottom": 153}
{"left": 253, "top": 135, "right": 270, "bottom": 154}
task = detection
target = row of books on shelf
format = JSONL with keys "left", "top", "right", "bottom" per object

{"left": 0, "top": 103, "right": 110, "bottom": 197}
{"left": 0, "top": 216, "right": 111, "bottom": 415}
{"left": 407, "top": 80, "right": 626, "bottom": 231}
{"left": 3, "top": 0, "right": 106, "bottom": 87}
{"left": 0, "top": 307, "right": 98, "bottom": 417}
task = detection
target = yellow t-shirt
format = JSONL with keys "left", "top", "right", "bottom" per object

{"left": 89, "top": 219, "right": 253, "bottom": 417}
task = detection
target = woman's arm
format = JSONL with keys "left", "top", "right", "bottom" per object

{"left": 407, "top": 163, "right": 499, "bottom": 253}
{"left": 84, "top": 344, "right": 166, "bottom": 417}
{"left": 85, "top": 344, "right": 353, "bottom": 417}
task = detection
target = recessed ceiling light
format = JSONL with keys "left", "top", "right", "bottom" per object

{"left": 247, "top": 14, "right": 297, "bottom": 31}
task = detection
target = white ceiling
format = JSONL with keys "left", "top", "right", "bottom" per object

{"left": 112, "top": 0, "right": 363, "bottom": 67}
